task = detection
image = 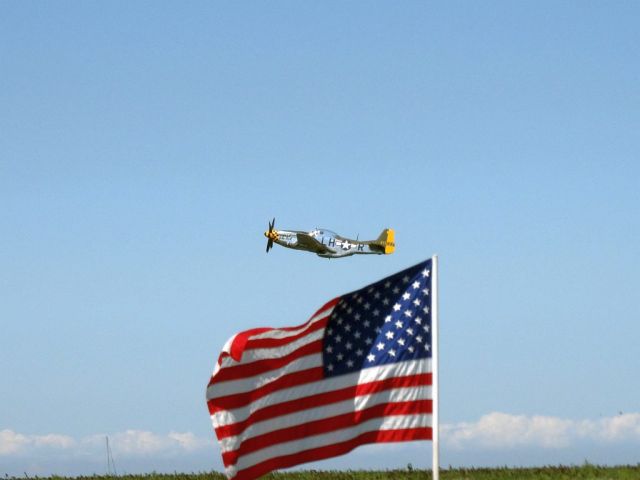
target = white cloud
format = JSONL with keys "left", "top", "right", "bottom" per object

{"left": 86, "top": 430, "right": 213, "bottom": 457}
{"left": 0, "top": 429, "right": 76, "bottom": 455}
{"left": 590, "top": 413, "right": 640, "bottom": 441}
{"left": 443, "top": 412, "right": 640, "bottom": 450}
{"left": 0, "top": 429, "right": 213, "bottom": 458}
{"left": 167, "top": 432, "right": 212, "bottom": 452}
{"left": 32, "top": 433, "right": 76, "bottom": 449}
{"left": 2, "top": 413, "right": 640, "bottom": 475}
{"left": 0, "top": 430, "right": 29, "bottom": 455}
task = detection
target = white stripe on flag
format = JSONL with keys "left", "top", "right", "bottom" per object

{"left": 246, "top": 306, "right": 336, "bottom": 341}
{"left": 227, "top": 413, "right": 432, "bottom": 477}
{"left": 208, "top": 353, "right": 323, "bottom": 401}
{"left": 218, "top": 385, "right": 432, "bottom": 453}
{"left": 221, "top": 328, "right": 324, "bottom": 366}
{"left": 211, "top": 358, "right": 432, "bottom": 428}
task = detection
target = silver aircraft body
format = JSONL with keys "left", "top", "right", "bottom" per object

{"left": 264, "top": 219, "right": 395, "bottom": 258}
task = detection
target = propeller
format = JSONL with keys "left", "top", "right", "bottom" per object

{"left": 265, "top": 217, "right": 275, "bottom": 253}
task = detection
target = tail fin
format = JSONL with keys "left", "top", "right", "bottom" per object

{"left": 376, "top": 228, "right": 395, "bottom": 254}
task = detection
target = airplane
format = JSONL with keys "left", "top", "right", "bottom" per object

{"left": 263, "top": 218, "right": 395, "bottom": 259}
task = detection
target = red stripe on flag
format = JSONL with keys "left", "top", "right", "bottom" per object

{"left": 208, "top": 367, "right": 325, "bottom": 414}
{"left": 222, "top": 400, "right": 432, "bottom": 467}
{"left": 245, "top": 317, "right": 328, "bottom": 350}
{"left": 227, "top": 328, "right": 271, "bottom": 362}
{"left": 233, "top": 428, "right": 432, "bottom": 480}
{"left": 215, "top": 373, "right": 432, "bottom": 439}
{"left": 212, "top": 298, "right": 338, "bottom": 365}
{"left": 212, "top": 340, "right": 322, "bottom": 383}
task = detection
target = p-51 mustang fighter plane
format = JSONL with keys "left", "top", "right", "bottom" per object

{"left": 264, "top": 218, "right": 395, "bottom": 258}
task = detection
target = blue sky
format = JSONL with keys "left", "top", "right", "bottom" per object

{"left": 1, "top": 1, "right": 639, "bottom": 476}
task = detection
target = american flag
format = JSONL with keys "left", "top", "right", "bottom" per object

{"left": 206, "top": 259, "right": 434, "bottom": 480}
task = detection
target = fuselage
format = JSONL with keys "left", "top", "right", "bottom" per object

{"left": 264, "top": 228, "right": 394, "bottom": 258}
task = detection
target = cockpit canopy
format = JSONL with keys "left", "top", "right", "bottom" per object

{"left": 311, "top": 229, "right": 338, "bottom": 238}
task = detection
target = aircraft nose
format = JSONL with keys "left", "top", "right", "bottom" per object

{"left": 264, "top": 231, "right": 269, "bottom": 237}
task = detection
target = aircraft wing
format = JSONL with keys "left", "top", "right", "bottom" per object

{"left": 296, "top": 233, "right": 333, "bottom": 254}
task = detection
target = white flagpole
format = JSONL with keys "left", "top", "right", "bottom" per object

{"left": 431, "top": 255, "right": 439, "bottom": 480}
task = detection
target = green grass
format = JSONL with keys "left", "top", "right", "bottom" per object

{"left": 19, "top": 465, "right": 640, "bottom": 480}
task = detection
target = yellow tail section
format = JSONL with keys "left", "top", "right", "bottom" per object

{"left": 376, "top": 228, "right": 395, "bottom": 254}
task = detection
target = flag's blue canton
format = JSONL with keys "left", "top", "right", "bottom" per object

{"left": 322, "top": 260, "right": 432, "bottom": 377}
